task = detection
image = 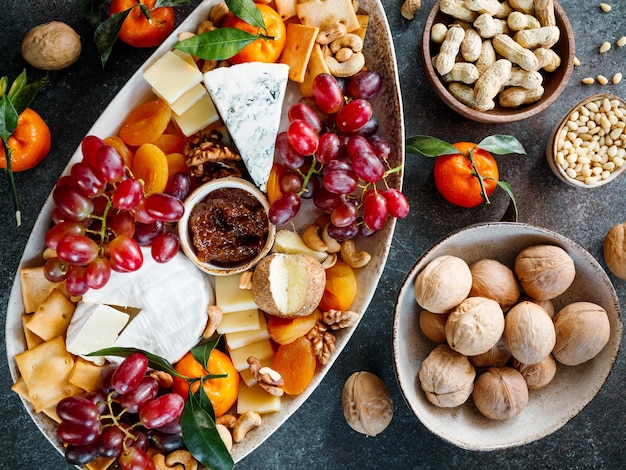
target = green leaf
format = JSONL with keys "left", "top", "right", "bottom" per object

{"left": 406, "top": 135, "right": 459, "bottom": 157}
{"left": 181, "top": 386, "right": 234, "bottom": 470}
{"left": 477, "top": 135, "right": 526, "bottom": 155}
{"left": 155, "top": 0, "right": 191, "bottom": 7}
{"left": 175, "top": 28, "right": 258, "bottom": 60}
{"left": 191, "top": 337, "right": 220, "bottom": 370}
{"left": 226, "top": 0, "right": 266, "bottom": 30}
{"left": 87, "top": 346, "right": 183, "bottom": 377}
{"left": 0, "top": 95, "right": 19, "bottom": 142}
{"left": 496, "top": 180, "right": 519, "bottom": 222}
{"left": 139, "top": 3, "right": 151, "bottom": 21}
{"left": 10, "top": 75, "right": 49, "bottom": 115}
{"left": 0, "top": 76, "right": 8, "bottom": 97}
{"left": 94, "top": 9, "right": 131, "bottom": 68}
{"left": 78, "top": 0, "right": 107, "bottom": 29}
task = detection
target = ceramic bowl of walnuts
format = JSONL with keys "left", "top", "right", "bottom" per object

{"left": 392, "top": 222, "right": 622, "bottom": 450}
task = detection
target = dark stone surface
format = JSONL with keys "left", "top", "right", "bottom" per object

{"left": 1, "top": 1, "right": 625, "bottom": 468}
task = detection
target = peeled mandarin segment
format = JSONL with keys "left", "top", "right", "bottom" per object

{"left": 319, "top": 260, "right": 357, "bottom": 311}
{"left": 119, "top": 99, "right": 172, "bottom": 147}
{"left": 104, "top": 136, "right": 134, "bottom": 169}
{"left": 165, "top": 152, "right": 189, "bottom": 177}
{"left": 272, "top": 336, "right": 316, "bottom": 395}
{"left": 153, "top": 133, "right": 186, "bottom": 154}
{"left": 267, "top": 310, "right": 320, "bottom": 345}
{"left": 132, "top": 143, "right": 170, "bottom": 195}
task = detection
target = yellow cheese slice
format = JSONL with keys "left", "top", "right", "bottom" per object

{"left": 215, "top": 275, "right": 258, "bottom": 314}
{"left": 225, "top": 313, "right": 269, "bottom": 349}
{"left": 237, "top": 383, "right": 282, "bottom": 414}
{"left": 239, "top": 357, "right": 274, "bottom": 387}
{"left": 228, "top": 338, "right": 274, "bottom": 371}
{"left": 143, "top": 51, "right": 202, "bottom": 105}
{"left": 216, "top": 309, "right": 260, "bottom": 335}
{"left": 172, "top": 92, "right": 220, "bottom": 137}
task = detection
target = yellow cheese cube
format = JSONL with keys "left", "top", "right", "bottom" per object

{"left": 225, "top": 313, "right": 269, "bottom": 349}
{"left": 237, "top": 383, "right": 282, "bottom": 414}
{"left": 228, "top": 339, "right": 274, "bottom": 371}
{"left": 215, "top": 275, "right": 258, "bottom": 313}
{"left": 216, "top": 309, "right": 260, "bottom": 335}
{"left": 172, "top": 92, "right": 220, "bottom": 137}
{"left": 143, "top": 51, "right": 202, "bottom": 105}
{"left": 239, "top": 357, "right": 273, "bottom": 387}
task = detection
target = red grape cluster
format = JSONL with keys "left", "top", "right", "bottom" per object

{"left": 57, "top": 353, "right": 185, "bottom": 470}
{"left": 44, "top": 136, "right": 191, "bottom": 296}
{"left": 269, "top": 71, "right": 409, "bottom": 241}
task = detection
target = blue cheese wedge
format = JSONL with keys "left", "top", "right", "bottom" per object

{"left": 203, "top": 62, "right": 289, "bottom": 192}
{"left": 79, "top": 248, "right": 214, "bottom": 363}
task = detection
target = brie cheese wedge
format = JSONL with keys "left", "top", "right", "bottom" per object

{"left": 80, "top": 248, "right": 214, "bottom": 363}
{"left": 203, "top": 62, "right": 290, "bottom": 192}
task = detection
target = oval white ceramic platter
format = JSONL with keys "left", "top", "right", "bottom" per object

{"left": 393, "top": 222, "right": 622, "bottom": 451}
{"left": 5, "top": 0, "right": 403, "bottom": 465}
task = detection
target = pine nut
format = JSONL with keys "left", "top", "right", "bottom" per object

{"left": 597, "top": 75, "right": 609, "bottom": 85}
{"left": 612, "top": 72, "right": 623, "bottom": 84}
{"left": 582, "top": 77, "right": 595, "bottom": 85}
{"left": 599, "top": 42, "right": 611, "bottom": 53}
{"left": 574, "top": 56, "right": 581, "bottom": 66}
{"left": 618, "top": 36, "right": 626, "bottom": 47}
{"left": 600, "top": 3, "right": 612, "bottom": 12}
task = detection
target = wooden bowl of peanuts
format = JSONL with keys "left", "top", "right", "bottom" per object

{"left": 422, "top": 0, "right": 575, "bottom": 124}
{"left": 546, "top": 94, "right": 626, "bottom": 188}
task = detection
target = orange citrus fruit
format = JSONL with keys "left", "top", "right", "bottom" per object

{"left": 433, "top": 142, "right": 499, "bottom": 208}
{"left": 172, "top": 349, "right": 239, "bottom": 417}
{"left": 0, "top": 108, "right": 51, "bottom": 172}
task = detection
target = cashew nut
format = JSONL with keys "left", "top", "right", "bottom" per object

{"left": 302, "top": 224, "right": 328, "bottom": 252}
{"left": 330, "top": 33, "right": 363, "bottom": 54}
{"left": 321, "top": 252, "right": 338, "bottom": 269}
{"left": 203, "top": 305, "right": 223, "bottom": 339}
{"left": 196, "top": 20, "right": 216, "bottom": 35}
{"left": 216, "top": 424, "right": 233, "bottom": 453}
{"left": 153, "top": 449, "right": 198, "bottom": 470}
{"left": 209, "top": 3, "right": 229, "bottom": 27}
{"left": 340, "top": 240, "right": 371, "bottom": 268}
{"left": 321, "top": 223, "right": 342, "bottom": 253}
{"left": 216, "top": 414, "right": 237, "bottom": 429}
{"left": 316, "top": 22, "right": 347, "bottom": 45}
{"left": 239, "top": 270, "right": 253, "bottom": 289}
{"left": 233, "top": 411, "right": 262, "bottom": 443}
{"left": 326, "top": 52, "right": 365, "bottom": 77}
{"left": 335, "top": 48, "right": 354, "bottom": 63}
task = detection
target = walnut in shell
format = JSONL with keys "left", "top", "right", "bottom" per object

{"left": 552, "top": 302, "right": 611, "bottom": 366}
{"left": 514, "top": 245, "right": 575, "bottom": 300}
{"left": 504, "top": 301, "right": 556, "bottom": 364}
{"left": 419, "top": 309, "right": 449, "bottom": 343}
{"left": 603, "top": 222, "right": 626, "bottom": 280}
{"left": 469, "top": 336, "right": 511, "bottom": 368}
{"left": 418, "top": 344, "right": 476, "bottom": 408}
{"left": 472, "top": 367, "right": 529, "bottom": 420}
{"left": 21, "top": 22, "right": 81, "bottom": 70}
{"left": 510, "top": 355, "right": 557, "bottom": 390}
{"left": 469, "top": 259, "right": 520, "bottom": 311}
{"left": 445, "top": 296, "right": 504, "bottom": 356}
{"left": 414, "top": 255, "right": 473, "bottom": 314}
{"left": 342, "top": 371, "right": 393, "bottom": 437}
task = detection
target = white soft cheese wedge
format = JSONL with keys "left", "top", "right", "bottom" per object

{"left": 81, "top": 248, "right": 214, "bottom": 363}
{"left": 237, "top": 383, "right": 281, "bottom": 414}
{"left": 215, "top": 274, "right": 258, "bottom": 314}
{"left": 143, "top": 50, "right": 202, "bottom": 105}
{"left": 203, "top": 62, "right": 289, "bottom": 191}
{"left": 66, "top": 303, "right": 130, "bottom": 365}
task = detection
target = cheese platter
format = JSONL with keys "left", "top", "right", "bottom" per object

{"left": 5, "top": 0, "right": 403, "bottom": 467}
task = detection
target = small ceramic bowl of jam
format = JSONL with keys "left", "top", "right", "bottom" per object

{"left": 178, "top": 176, "right": 275, "bottom": 276}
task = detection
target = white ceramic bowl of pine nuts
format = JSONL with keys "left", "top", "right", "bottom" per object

{"left": 546, "top": 94, "right": 626, "bottom": 188}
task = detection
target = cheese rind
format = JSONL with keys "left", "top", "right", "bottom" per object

{"left": 203, "top": 62, "right": 289, "bottom": 191}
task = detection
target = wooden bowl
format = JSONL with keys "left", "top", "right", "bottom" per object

{"left": 546, "top": 94, "right": 626, "bottom": 188}
{"left": 422, "top": 0, "right": 575, "bottom": 124}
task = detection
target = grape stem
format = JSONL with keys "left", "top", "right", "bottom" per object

{"left": 297, "top": 159, "right": 319, "bottom": 197}
{"left": 99, "top": 390, "right": 136, "bottom": 443}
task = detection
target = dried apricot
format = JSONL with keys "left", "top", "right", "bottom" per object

{"left": 266, "top": 162, "right": 286, "bottom": 204}
{"left": 319, "top": 260, "right": 357, "bottom": 311}
{"left": 132, "top": 143, "right": 169, "bottom": 195}
{"left": 272, "top": 336, "right": 316, "bottom": 395}
{"left": 104, "top": 136, "right": 134, "bottom": 169}
{"left": 153, "top": 133, "right": 186, "bottom": 154}
{"left": 166, "top": 152, "right": 189, "bottom": 177}
{"left": 119, "top": 99, "right": 171, "bottom": 147}
{"left": 268, "top": 310, "right": 320, "bottom": 345}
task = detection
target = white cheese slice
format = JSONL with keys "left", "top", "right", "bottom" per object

{"left": 225, "top": 312, "right": 269, "bottom": 349}
{"left": 172, "top": 91, "right": 220, "bottom": 137}
{"left": 66, "top": 303, "right": 130, "bottom": 365}
{"left": 143, "top": 51, "right": 202, "bottom": 105}
{"left": 81, "top": 248, "right": 214, "bottom": 363}
{"left": 215, "top": 274, "right": 258, "bottom": 313}
{"left": 237, "top": 383, "right": 282, "bottom": 414}
{"left": 216, "top": 309, "right": 260, "bottom": 335}
{"left": 228, "top": 338, "right": 274, "bottom": 371}
{"left": 203, "top": 62, "right": 289, "bottom": 191}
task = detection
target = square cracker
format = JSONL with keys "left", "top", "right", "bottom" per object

{"left": 280, "top": 23, "right": 320, "bottom": 83}
{"left": 274, "top": 0, "right": 297, "bottom": 21}
{"left": 20, "top": 266, "right": 63, "bottom": 314}
{"left": 22, "top": 314, "right": 44, "bottom": 350}
{"left": 296, "top": 0, "right": 361, "bottom": 33}
{"left": 14, "top": 336, "right": 82, "bottom": 412}
{"left": 26, "top": 288, "right": 76, "bottom": 341}
{"left": 298, "top": 43, "right": 330, "bottom": 97}
{"left": 69, "top": 357, "right": 104, "bottom": 392}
